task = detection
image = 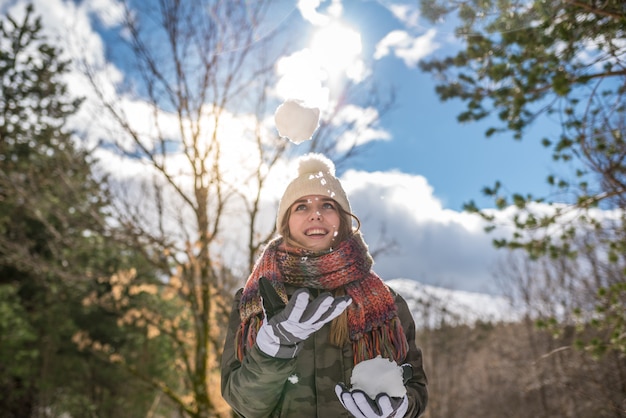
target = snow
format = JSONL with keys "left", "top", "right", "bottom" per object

{"left": 350, "top": 355, "right": 406, "bottom": 398}
{"left": 386, "top": 278, "right": 520, "bottom": 328}
{"left": 274, "top": 99, "right": 320, "bottom": 144}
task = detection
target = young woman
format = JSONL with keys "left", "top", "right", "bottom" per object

{"left": 221, "top": 153, "right": 428, "bottom": 417}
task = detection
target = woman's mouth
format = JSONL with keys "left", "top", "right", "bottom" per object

{"left": 305, "top": 228, "right": 328, "bottom": 237}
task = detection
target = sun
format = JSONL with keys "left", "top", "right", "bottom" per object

{"left": 310, "top": 22, "right": 363, "bottom": 81}
{"left": 274, "top": 22, "right": 364, "bottom": 108}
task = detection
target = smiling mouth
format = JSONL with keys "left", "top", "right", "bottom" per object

{"left": 305, "top": 228, "right": 328, "bottom": 236}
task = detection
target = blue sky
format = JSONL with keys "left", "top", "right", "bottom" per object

{"left": 270, "top": 0, "right": 561, "bottom": 211}
{"left": 1, "top": 0, "right": 580, "bottom": 295}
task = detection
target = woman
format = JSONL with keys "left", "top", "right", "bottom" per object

{"left": 221, "top": 153, "right": 428, "bottom": 417}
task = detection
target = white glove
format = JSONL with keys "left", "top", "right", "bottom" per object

{"left": 335, "top": 384, "right": 409, "bottom": 418}
{"left": 256, "top": 280, "right": 351, "bottom": 358}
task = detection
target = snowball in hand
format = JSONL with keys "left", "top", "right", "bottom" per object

{"left": 274, "top": 99, "right": 320, "bottom": 144}
{"left": 350, "top": 356, "right": 406, "bottom": 398}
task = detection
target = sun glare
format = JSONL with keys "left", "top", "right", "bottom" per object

{"left": 274, "top": 22, "right": 364, "bottom": 108}
{"left": 310, "top": 23, "right": 362, "bottom": 80}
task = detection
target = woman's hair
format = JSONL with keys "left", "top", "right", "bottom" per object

{"left": 278, "top": 200, "right": 361, "bottom": 249}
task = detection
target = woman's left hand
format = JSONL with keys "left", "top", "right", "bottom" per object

{"left": 335, "top": 384, "right": 408, "bottom": 418}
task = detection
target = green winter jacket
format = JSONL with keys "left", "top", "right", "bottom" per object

{"left": 220, "top": 284, "right": 428, "bottom": 417}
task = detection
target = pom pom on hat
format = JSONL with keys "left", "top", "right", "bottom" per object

{"left": 276, "top": 153, "right": 351, "bottom": 230}
{"left": 274, "top": 99, "right": 320, "bottom": 144}
{"left": 296, "top": 153, "right": 336, "bottom": 177}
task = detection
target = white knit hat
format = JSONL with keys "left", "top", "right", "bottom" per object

{"left": 276, "top": 153, "right": 351, "bottom": 229}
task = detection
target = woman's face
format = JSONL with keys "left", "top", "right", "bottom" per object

{"left": 287, "top": 194, "right": 341, "bottom": 252}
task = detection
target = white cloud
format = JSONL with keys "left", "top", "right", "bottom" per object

{"left": 374, "top": 28, "right": 440, "bottom": 67}
{"left": 341, "top": 170, "right": 502, "bottom": 293}
{"left": 81, "top": 0, "right": 125, "bottom": 28}
{"left": 297, "top": 0, "right": 343, "bottom": 26}
{"left": 389, "top": 4, "right": 421, "bottom": 28}
{"left": 330, "top": 105, "right": 391, "bottom": 151}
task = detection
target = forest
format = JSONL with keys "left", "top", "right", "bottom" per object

{"left": 1, "top": 1, "right": 624, "bottom": 417}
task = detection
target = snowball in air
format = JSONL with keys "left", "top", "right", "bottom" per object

{"left": 350, "top": 356, "right": 406, "bottom": 398}
{"left": 274, "top": 99, "right": 320, "bottom": 144}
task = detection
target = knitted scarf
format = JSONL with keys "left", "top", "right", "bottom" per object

{"left": 236, "top": 233, "right": 408, "bottom": 364}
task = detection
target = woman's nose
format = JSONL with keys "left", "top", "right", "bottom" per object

{"left": 310, "top": 211, "right": 321, "bottom": 220}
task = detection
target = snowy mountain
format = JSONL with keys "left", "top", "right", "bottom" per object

{"left": 385, "top": 278, "right": 520, "bottom": 329}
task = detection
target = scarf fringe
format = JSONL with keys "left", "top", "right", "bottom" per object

{"left": 237, "top": 316, "right": 262, "bottom": 361}
{"left": 237, "top": 314, "right": 408, "bottom": 364}
{"left": 353, "top": 316, "right": 409, "bottom": 364}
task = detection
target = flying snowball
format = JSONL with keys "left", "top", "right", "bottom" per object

{"left": 350, "top": 356, "right": 406, "bottom": 398}
{"left": 274, "top": 99, "right": 320, "bottom": 144}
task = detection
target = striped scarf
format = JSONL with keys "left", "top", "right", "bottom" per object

{"left": 236, "top": 232, "right": 408, "bottom": 364}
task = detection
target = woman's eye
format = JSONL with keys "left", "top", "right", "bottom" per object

{"left": 323, "top": 202, "right": 335, "bottom": 210}
{"left": 294, "top": 204, "right": 307, "bottom": 211}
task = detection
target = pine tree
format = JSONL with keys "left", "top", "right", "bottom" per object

{"left": 0, "top": 6, "right": 163, "bottom": 416}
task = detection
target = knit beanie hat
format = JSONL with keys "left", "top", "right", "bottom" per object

{"left": 276, "top": 153, "right": 352, "bottom": 230}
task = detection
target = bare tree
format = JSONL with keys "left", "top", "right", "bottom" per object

{"left": 71, "top": 2, "right": 293, "bottom": 416}
{"left": 492, "top": 230, "right": 626, "bottom": 417}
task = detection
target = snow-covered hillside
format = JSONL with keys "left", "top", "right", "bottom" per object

{"left": 385, "top": 278, "right": 520, "bottom": 329}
